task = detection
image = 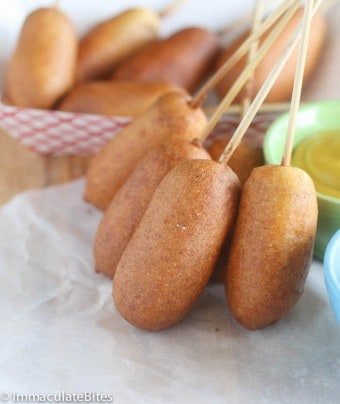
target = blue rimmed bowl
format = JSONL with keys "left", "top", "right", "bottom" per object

{"left": 324, "top": 230, "right": 340, "bottom": 324}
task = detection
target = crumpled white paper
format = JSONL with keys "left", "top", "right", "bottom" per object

{"left": 0, "top": 180, "right": 339, "bottom": 403}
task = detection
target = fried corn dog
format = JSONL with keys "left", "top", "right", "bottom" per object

{"left": 76, "top": 8, "right": 160, "bottom": 82}
{"left": 225, "top": 165, "right": 318, "bottom": 329}
{"left": 94, "top": 138, "right": 210, "bottom": 278}
{"left": 113, "top": 159, "right": 240, "bottom": 330}
{"left": 207, "top": 134, "right": 264, "bottom": 184}
{"left": 5, "top": 7, "right": 77, "bottom": 109}
{"left": 112, "top": 27, "right": 220, "bottom": 92}
{"left": 58, "top": 80, "right": 186, "bottom": 118}
{"left": 84, "top": 92, "right": 207, "bottom": 210}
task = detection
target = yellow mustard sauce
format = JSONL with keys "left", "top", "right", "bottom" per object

{"left": 291, "top": 131, "right": 340, "bottom": 199}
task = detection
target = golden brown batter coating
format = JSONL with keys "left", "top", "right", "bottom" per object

{"left": 76, "top": 9, "right": 160, "bottom": 82}
{"left": 207, "top": 134, "right": 264, "bottom": 184}
{"left": 84, "top": 92, "right": 207, "bottom": 210}
{"left": 112, "top": 27, "right": 220, "bottom": 92}
{"left": 226, "top": 165, "right": 318, "bottom": 330}
{"left": 94, "top": 139, "right": 210, "bottom": 278}
{"left": 113, "top": 159, "right": 240, "bottom": 331}
{"left": 58, "top": 80, "right": 186, "bottom": 118}
{"left": 5, "top": 8, "right": 77, "bottom": 109}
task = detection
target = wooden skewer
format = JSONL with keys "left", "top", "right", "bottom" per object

{"left": 203, "top": 102, "right": 291, "bottom": 116}
{"left": 198, "top": 1, "right": 299, "bottom": 142}
{"left": 190, "top": 0, "right": 296, "bottom": 108}
{"left": 241, "top": 0, "right": 264, "bottom": 117}
{"left": 159, "top": 0, "right": 188, "bottom": 18}
{"left": 218, "top": 0, "right": 306, "bottom": 39}
{"left": 282, "top": 0, "right": 315, "bottom": 166}
{"left": 219, "top": 0, "right": 324, "bottom": 165}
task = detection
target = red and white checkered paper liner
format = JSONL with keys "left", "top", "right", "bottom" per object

{"left": 0, "top": 102, "right": 281, "bottom": 155}
{"left": 0, "top": 102, "right": 131, "bottom": 155}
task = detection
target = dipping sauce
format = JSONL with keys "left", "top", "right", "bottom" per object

{"left": 291, "top": 131, "right": 340, "bottom": 199}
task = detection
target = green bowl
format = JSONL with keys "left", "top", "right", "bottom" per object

{"left": 263, "top": 100, "right": 340, "bottom": 261}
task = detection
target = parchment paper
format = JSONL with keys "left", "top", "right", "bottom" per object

{"left": 0, "top": 180, "right": 339, "bottom": 403}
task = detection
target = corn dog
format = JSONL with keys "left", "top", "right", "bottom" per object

{"left": 5, "top": 7, "right": 77, "bottom": 109}
{"left": 94, "top": 139, "right": 210, "bottom": 278}
{"left": 225, "top": 0, "right": 319, "bottom": 329}
{"left": 113, "top": 159, "right": 240, "bottom": 330}
{"left": 207, "top": 134, "right": 264, "bottom": 184}
{"left": 76, "top": 8, "right": 160, "bottom": 82}
{"left": 84, "top": 92, "right": 207, "bottom": 210}
{"left": 112, "top": 27, "right": 220, "bottom": 92}
{"left": 225, "top": 165, "right": 318, "bottom": 329}
{"left": 58, "top": 80, "right": 186, "bottom": 118}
